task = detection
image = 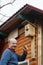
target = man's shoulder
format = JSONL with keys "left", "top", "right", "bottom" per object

{"left": 2, "top": 48, "right": 11, "bottom": 55}
{"left": 1, "top": 49, "right": 12, "bottom": 60}
{"left": 3, "top": 48, "right": 10, "bottom": 52}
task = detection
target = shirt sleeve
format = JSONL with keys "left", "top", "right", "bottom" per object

{"left": 0, "top": 50, "right": 11, "bottom": 65}
{"left": 17, "top": 50, "right": 27, "bottom": 61}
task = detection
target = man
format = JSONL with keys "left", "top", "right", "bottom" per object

{"left": 0, "top": 38, "right": 28, "bottom": 65}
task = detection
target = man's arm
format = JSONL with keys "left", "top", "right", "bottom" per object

{"left": 0, "top": 49, "right": 11, "bottom": 65}
{"left": 17, "top": 45, "right": 28, "bottom": 61}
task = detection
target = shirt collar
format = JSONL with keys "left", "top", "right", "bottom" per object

{"left": 8, "top": 48, "right": 15, "bottom": 52}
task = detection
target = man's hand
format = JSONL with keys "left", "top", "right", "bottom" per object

{"left": 23, "top": 45, "right": 28, "bottom": 51}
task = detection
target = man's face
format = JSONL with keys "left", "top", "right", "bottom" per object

{"left": 9, "top": 39, "right": 17, "bottom": 50}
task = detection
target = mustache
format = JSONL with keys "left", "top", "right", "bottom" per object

{"left": 12, "top": 46, "right": 17, "bottom": 47}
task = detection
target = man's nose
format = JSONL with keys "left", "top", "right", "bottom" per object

{"left": 14, "top": 44, "right": 17, "bottom": 46}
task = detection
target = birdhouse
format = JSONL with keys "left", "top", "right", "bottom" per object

{"left": 25, "top": 24, "right": 35, "bottom": 36}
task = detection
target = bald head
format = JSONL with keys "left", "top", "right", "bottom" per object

{"left": 8, "top": 38, "right": 17, "bottom": 43}
{"left": 8, "top": 38, "right": 17, "bottom": 49}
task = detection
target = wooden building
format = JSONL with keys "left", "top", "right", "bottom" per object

{"left": 0, "top": 4, "right": 43, "bottom": 65}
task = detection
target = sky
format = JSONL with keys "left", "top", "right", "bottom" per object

{"left": 0, "top": 0, "right": 43, "bottom": 26}
{"left": 28, "top": 0, "right": 43, "bottom": 10}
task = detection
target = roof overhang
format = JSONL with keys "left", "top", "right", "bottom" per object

{"left": 0, "top": 4, "right": 43, "bottom": 38}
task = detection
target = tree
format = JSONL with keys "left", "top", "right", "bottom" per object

{"left": 0, "top": 0, "right": 15, "bottom": 9}
{"left": 0, "top": 0, "right": 15, "bottom": 17}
